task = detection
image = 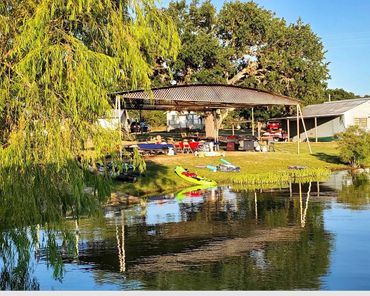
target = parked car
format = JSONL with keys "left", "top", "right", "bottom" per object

{"left": 130, "top": 121, "right": 150, "bottom": 133}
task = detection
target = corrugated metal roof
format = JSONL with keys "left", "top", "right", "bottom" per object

{"left": 301, "top": 98, "right": 370, "bottom": 118}
{"left": 272, "top": 98, "right": 370, "bottom": 120}
{"left": 111, "top": 84, "right": 300, "bottom": 110}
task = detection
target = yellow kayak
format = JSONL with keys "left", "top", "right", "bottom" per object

{"left": 174, "top": 166, "right": 217, "bottom": 186}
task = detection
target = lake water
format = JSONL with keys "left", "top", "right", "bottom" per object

{"left": 1, "top": 171, "right": 370, "bottom": 290}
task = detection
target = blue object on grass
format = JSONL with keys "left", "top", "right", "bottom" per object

{"left": 206, "top": 165, "right": 218, "bottom": 172}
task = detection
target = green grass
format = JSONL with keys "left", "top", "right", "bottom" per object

{"left": 112, "top": 142, "right": 348, "bottom": 196}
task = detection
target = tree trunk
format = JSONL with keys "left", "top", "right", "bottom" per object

{"left": 203, "top": 62, "right": 259, "bottom": 139}
{"left": 205, "top": 112, "right": 216, "bottom": 138}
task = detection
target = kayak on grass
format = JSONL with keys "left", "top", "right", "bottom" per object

{"left": 174, "top": 165, "right": 217, "bottom": 186}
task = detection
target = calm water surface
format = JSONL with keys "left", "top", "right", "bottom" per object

{"left": 1, "top": 171, "right": 370, "bottom": 290}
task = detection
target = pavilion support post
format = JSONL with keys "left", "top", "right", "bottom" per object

{"left": 287, "top": 119, "right": 290, "bottom": 142}
{"left": 298, "top": 104, "right": 312, "bottom": 154}
{"left": 257, "top": 121, "right": 261, "bottom": 140}
{"left": 115, "top": 95, "right": 123, "bottom": 159}
{"left": 297, "top": 105, "right": 300, "bottom": 154}
{"left": 314, "top": 117, "right": 318, "bottom": 142}
{"left": 251, "top": 107, "right": 255, "bottom": 136}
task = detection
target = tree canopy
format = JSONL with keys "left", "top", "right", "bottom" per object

{"left": 325, "top": 88, "right": 358, "bottom": 101}
{"left": 0, "top": 0, "right": 180, "bottom": 204}
{"left": 164, "top": 0, "right": 329, "bottom": 105}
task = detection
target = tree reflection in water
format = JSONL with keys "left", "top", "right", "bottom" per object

{"left": 0, "top": 165, "right": 108, "bottom": 290}
{"left": 337, "top": 172, "right": 370, "bottom": 210}
{"left": 1, "top": 175, "right": 337, "bottom": 290}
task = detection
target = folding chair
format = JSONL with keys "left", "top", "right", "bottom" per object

{"left": 174, "top": 142, "right": 183, "bottom": 154}
{"left": 182, "top": 140, "right": 192, "bottom": 153}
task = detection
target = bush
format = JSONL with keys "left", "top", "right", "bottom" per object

{"left": 337, "top": 125, "right": 370, "bottom": 167}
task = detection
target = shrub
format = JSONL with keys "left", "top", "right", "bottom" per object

{"left": 337, "top": 125, "right": 370, "bottom": 167}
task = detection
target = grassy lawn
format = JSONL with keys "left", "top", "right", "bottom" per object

{"left": 113, "top": 141, "right": 349, "bottom": 197}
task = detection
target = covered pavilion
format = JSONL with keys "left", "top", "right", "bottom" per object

{"left": 111, "top": 84, "right": 311, "bottom": 153}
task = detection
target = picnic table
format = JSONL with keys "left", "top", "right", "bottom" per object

{"left": 126, "top": 143, "right": 174, "bottom": 155}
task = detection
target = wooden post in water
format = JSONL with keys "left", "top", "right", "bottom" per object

{"left": 254, "top": 191, "right": 258, "bottom": 222}
{"left": 35, "top": 224, "right": 40, "bottom": 260}
{"left": 75, "top": 220, "right": 80, "bottom": 260}
{"left": 317, "top": 181, "right": 320, "bottom": 197}
{"left": 116, "top": 211, "right": 126, "bottom": 273}
{"left": 302, "top": 182, "right": 311, "bottom": 228}
{"left": 121, "top": 209, "right": 126, "bottom": 272}
{"left": 299, "top": 182, "right": 303, "bottom": 226}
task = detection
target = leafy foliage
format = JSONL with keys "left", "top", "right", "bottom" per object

{"left": 337, "top": 125, "right": 370, "bottom": 167}
{"left": 325, "top": 88, "right": 358, "bottom": 101}
{"left": 128, "top": 110, "right": 167, "bottom": 128}
{"left": 164, "top": 0, "right": 329, "bottom": 105}
{"left": 0, "top": 0, "right": 179, "bottom": 203}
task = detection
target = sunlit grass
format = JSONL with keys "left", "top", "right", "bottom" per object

{"left": 113, "top": 142, "right": 348, "bottom": 196}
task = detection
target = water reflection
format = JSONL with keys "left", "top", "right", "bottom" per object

{"left": 3, "top": 170, "right": 370, "bottom": 290}
{"left": 336, "top": 172, "right": 370, "bottom": 210}
{"left": 0, "top": 170, "right": 106, "bottom": 290}
{"left": 63, "top": 184, "right": 333, "bottom": 290}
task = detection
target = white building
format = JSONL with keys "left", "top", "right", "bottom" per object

{"left": 97, "top": 109, "right": 129, "bottom": 131}
{"left": 166, "top": 111, "right": 204, "bottom": 131}
{"left": 280, "top": 98, "right": 370, "bottom": 141}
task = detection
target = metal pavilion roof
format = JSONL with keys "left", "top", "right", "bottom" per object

{"left": 111, "top": 84, "right": 300, "bottom": 111}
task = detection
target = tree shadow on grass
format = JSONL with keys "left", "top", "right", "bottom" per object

{"left": 113, "top": 160, "right": 177, "bottom": 196}
{"left": 313, "top": 152, "right": 344, "bottom": 165}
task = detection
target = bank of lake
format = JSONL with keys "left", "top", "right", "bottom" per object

{"left": 112, "top": 142, "right": 350, "bottom": 197}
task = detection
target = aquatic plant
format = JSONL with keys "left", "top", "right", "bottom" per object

{"left": 229, "top": 168, "right": 331, "bottom": 186}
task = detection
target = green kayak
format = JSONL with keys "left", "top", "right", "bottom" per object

{"left": 174, "top": 165, "right": 217, "bottom": 186}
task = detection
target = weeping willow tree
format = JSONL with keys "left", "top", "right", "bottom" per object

{"left": 0, "top": 0, "right": 180, "bottom": 206}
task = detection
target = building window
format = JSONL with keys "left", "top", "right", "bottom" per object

{"left": 169, "top": 115, "right": 177, "bottom": 125}
{"left": 187, "top": 114, "right": 196, "bottom": 125}
{"left": 354, "top": 117, "right": 367, "bottom": 128}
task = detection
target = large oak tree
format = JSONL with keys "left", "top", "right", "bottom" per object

{"left": 165, "top": 0, "right": 329, "bottom": 104}
{"left": 163, "top": 0, "right": 330, "bottom": 136}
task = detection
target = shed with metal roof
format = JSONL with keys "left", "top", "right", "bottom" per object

{"left": 274, "top": 98, "right": 370, "bottom": 142}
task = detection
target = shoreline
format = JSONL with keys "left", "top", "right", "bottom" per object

{"left": 108, "top": 142, "right": 351, "bottom": 203}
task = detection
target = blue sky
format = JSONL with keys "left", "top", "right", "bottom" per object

{"left": 160, "top": 0, "right": 370, "bottom": 96}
